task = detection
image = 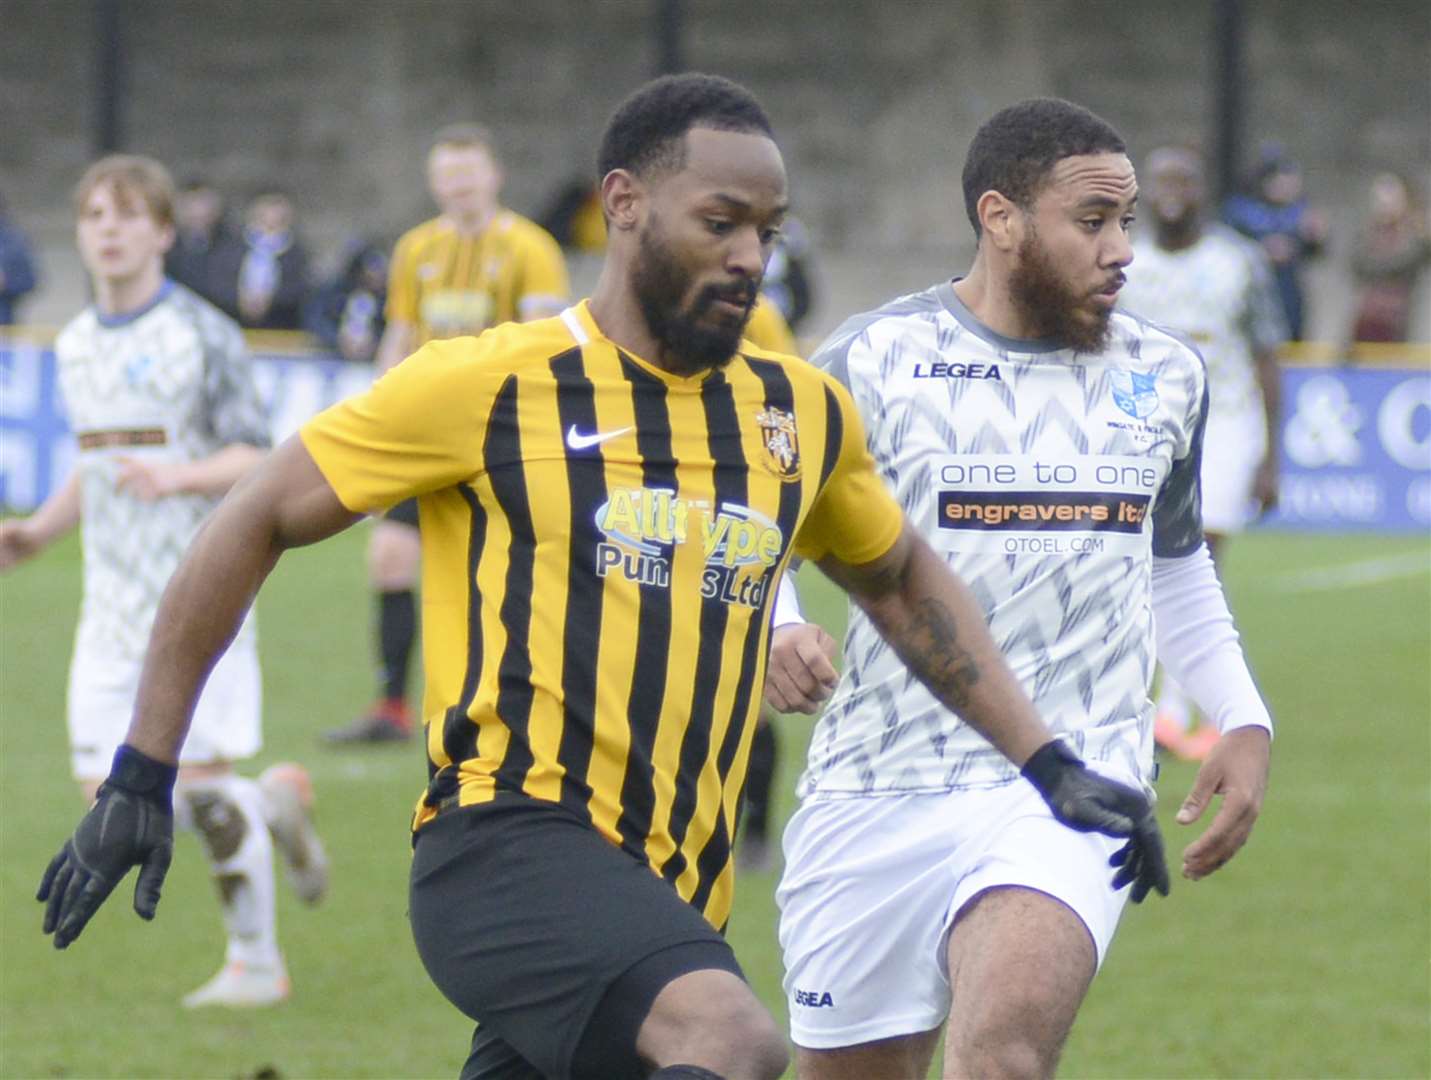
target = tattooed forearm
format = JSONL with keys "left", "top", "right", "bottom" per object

{"left": 873, "top": 596, "right": 982, "bottom": 710}
{"left": 821, "top": 524, "right": 1051, "bottom": 765}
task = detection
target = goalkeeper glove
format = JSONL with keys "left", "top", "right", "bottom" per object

{"left": 38, "top": 744, "right": 176, "bottom": 948}
{"left": 1021, "top": 739, "right": 1170, "bottom": 903}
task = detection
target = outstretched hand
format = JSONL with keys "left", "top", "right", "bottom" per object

{"left": 1177, "top": 726, "right": 1270, "bottom": 880}
{"left": 1022, "top": 740, "right": 1170, "bottom": 903}
{"left": 37, "top": 748, "right": 176, "bottom": 949}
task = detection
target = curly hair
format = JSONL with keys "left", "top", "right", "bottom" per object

{"left": 596, "top": 73, "right": 773, "bottom": 181}
{"left": 962, "top": 98, "right": 1126, "bottom": 237}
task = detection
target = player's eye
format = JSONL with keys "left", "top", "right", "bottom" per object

{"left": 759, "top": 226, "right": 783, "bottom": 245}
{"left": 706, "top": 219, "right": 734, "bottom": 235}
{"left": 1121, "top": 215, "right": 1137, "bottom": 231}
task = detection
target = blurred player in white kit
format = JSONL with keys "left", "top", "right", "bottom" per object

{"left": 1121, "top": 145, "right": 1287, "bottom": 761}
{"left": 0, "top": 154, "right": 328, "bottom": 1008}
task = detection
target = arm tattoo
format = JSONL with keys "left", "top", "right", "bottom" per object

{"left": 890, "top": 597, "right": 981, "bottom": 710}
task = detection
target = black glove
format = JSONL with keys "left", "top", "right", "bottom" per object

{"left": 37, "top": 744, "right": 176, "bottom": 949}
{"left": 1021, "top": 739, "right": 1170, "bottom": 903}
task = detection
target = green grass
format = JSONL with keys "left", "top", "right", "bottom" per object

{"left": 2, "top": 528, "right": 1428, "bottom": 1078}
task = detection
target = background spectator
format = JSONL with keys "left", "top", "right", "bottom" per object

{"left": 165, "top": 177, "right": 244, "bottom": 317}
{"left": 759, "top": 215, "right": 817, "bottom": 334}
{"left": 537, "top": 176, "right": 608, "bottom": 254}
{"left": 236, "top": 188, "right": 310, "bottom": 330}
{"left": 1223, "top": 143, "right": 1328, "bottom": 340}
{"left": 0, "top": 192, "right": 40, "bottom": 325}
{"left": 1348, "top": 171, "right": 1431, "bottom": 344}
{"left": 303, "top": 238, "right": 389, "bottom": 363}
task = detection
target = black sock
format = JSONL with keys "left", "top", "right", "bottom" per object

{"left": 742, "top": 722, "right": 778, "bottom": 841}
{"left": 378, "top": 589, "right": 416, "bottom": 702}
{"left": 649, "top": 1068, "right": 726, "bottom": 1080}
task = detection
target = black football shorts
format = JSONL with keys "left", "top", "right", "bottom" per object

{"left": 409, "top": 794, "right": 743, "bottom": 1079}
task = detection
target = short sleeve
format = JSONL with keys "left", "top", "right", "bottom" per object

{"left": 792, "top": 377, "right": 904, "bottom": 565}
{"left": 515, "top": 226, "right": 570, "bottom": 318}
{"left": 1151, "top": 370, "right": 1208, "bottom": 558}
{"left": 203, "top": 316, "right": 271, "bottom": 448}
{"left": 384, "top": 229, "right": 421, "bottom": 325}
{"left": 300, "top": 337, "right": 497, "bottom": 513}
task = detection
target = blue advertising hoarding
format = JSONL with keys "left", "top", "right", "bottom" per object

{"left": 1267, "top": 366, "right": 1431, "bottom": 532}
{"left": 0, "top": 341, "right": 373, "bottom": 512}
{"left": 3, "top": 342, "right": 1429, "bottom": 532}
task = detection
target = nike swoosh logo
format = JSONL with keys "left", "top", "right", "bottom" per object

{"left": 565, "top": 424, "right": 633, "bottom": 451}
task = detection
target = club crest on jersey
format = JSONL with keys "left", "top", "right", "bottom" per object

{"left": 1111, "top": 370, "right": 1159, "bottom": 419}
{"left": 755, "top": 405, "right": 801, "bottom": 481}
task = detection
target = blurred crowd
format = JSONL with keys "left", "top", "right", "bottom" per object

{"left": 0, "top": 148, "right": 1426, "bottom": 349}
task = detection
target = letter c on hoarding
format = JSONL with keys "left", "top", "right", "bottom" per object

{"left": 1377, "top": 377, "right": 1431, "bottom": 471}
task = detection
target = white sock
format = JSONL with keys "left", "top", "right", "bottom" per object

{"left": 1155, "top": 670, "right": 1192, "bottom": 732}
{"left": 177, "top": 775, "right": 281, "bottom": 970}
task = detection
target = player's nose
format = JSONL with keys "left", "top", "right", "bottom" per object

{"left": 725, "top": 223, "right": 765, "bottom": 279}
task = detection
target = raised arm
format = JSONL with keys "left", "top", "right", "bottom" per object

{"left": 38, "top": 435, "right": 359, "bottom": 948}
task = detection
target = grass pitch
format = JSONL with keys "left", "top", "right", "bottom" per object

{"left": 2, "top": 526, "right": 1427, "bottom": 1079}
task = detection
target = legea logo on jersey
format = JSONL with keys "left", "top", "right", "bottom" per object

{"left": 592, "top": 487, "right": 783, "bottom": 607}
{"left": 911, "top": 360, "right": 1002, "bottom": 381}
{"left": 794, "top": 988, "right": 835, "bottom": 1008}
{"left": 1110, "top": 370, "right": 1159, "bottom": 419}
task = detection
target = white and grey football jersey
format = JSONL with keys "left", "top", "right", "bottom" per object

{"left": 800, "top": 281, "right": 1208, "bottom": 799}
{"left": 55, "top": 281, "right": 269, "bottom": 663}
{"left": 1121, "top": 225, "right": 1286, "bottom": 427}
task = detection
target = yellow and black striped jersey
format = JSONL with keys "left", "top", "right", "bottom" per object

{"left": 386, "top": 209, "right": 569, "bottom": 345}
{"left": 301, "top": 300, "right": 902, "bottom": 928}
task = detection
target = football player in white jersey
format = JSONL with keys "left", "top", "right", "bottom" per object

{"left": 1121, "top": 146, "right": 1287, "bottom": 762}
{"left": 0, "top": 156, "right": 327, "bottom": 1008}
{"left": 768, "top": 100, "right": 1272, "bottom": 1079}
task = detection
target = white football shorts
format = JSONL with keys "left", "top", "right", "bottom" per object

{"left": 776, "top": 775, "right": 1135, "bottom": 1049}
{"left": 1199, "top": 406, "right": 1267, "bottom": 534}
{"left": 66, "top": 638, "right": 262, "bottom": 780}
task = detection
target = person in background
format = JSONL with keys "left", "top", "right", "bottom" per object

{"left": 759, "top": 216, "right": 817, "bottom": 335}
{"left": 1222, "top": 143, "right": 1327, "bottom": 341}
{"left": 1348, "top": 170, "right": 1431, "bottom": 345}
{"left": 2, "top": 154, "right": 327, "bottom": 1009}
{"left": 1120, "top": 146, "right": 1287, "bottom": 761}
{"left": 304, "top": 239, "right": 390, "bottom": 363}
{"left": 322, "top": 123, "right": 569, "bottom": 745}
{"left": 236, "top": 188, "right": 310, "bottom": 331}
{"left": 165, "top": 177, "right": 245, "bottom": 318}
{"left": 0, "top": 192, "right": 40, "bottom": 326}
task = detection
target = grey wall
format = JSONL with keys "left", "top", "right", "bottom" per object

{"left": 3, "top": 0, "right": 1428, "bottom": 339}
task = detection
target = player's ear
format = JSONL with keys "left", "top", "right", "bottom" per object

{"left": 600, "top": 169, "right": 644, "bottom": 233}
{"left": 978, "top": 190, "right": 1020, "bottom": 254}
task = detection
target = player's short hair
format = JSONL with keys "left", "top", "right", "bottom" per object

{"left": 596, "top": 73, "right": 774, "bottom": 182}
{"left": 431, "top": 123, "right": 498, "bottom": 160}
{"left": 962, "top": 98, "right": 1126, "bottom": 237}
{"left": 72, "top": 154, "right": 176, "bottom": 229}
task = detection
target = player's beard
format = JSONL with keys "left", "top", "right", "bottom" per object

{"left": 1008, "top": 226, "right": 1113, "bottom": 354}
{"left": 632, "top": 218, "right": 755, "bottom": 376}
